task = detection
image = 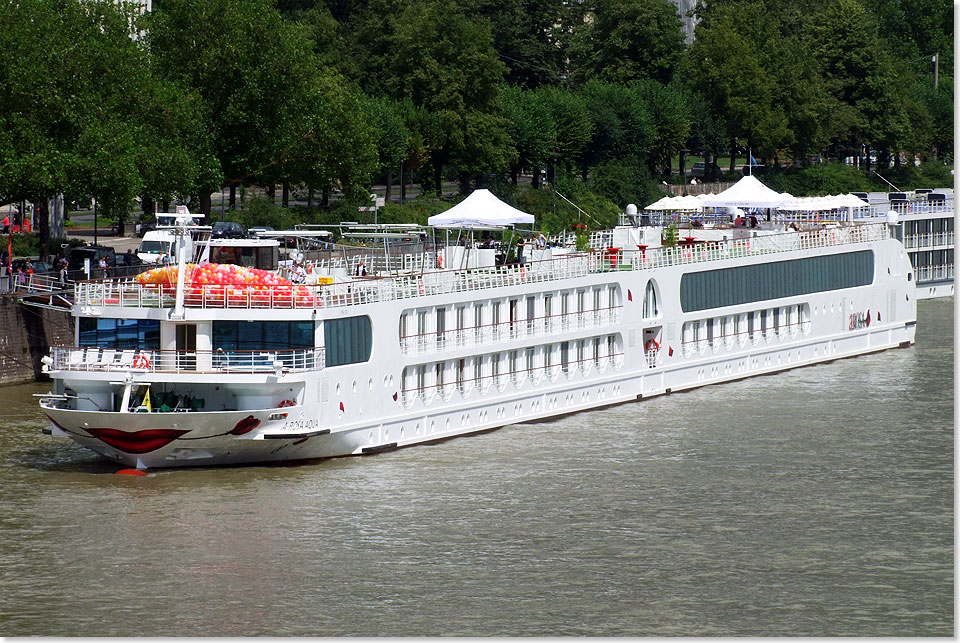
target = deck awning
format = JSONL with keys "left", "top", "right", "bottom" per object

{"left": 428, "top": 189, "right": 535, "bottom": 229}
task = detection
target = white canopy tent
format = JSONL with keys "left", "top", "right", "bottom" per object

{"left": 644, "top": 194, "right": 705, "bottom": 211}
{"left": 700, "top": 175, "right": 792, "bottom": 209}
{"left": 427, "top": 189, "right": 535, "bottom": 229}
{"left": 777, "top": 193, "right": 870, "bottom": 211}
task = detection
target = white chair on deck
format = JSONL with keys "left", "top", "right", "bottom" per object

{"left": 67, "top": 349, "right": 84, "bottom": 369}
{"left": 98, "top": 349, "right": 117, "bottom": 370}
{"left": 117, "top": 350, "right": 135, "bottom": 369}
{"left": 82, "top": 348, "right": 100, "bottom": 369}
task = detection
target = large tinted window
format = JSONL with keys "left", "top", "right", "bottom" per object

{"left": 324, "top": 316, "right": 372, "bottom": 367}
{"left": 213, "top": 320, "right": 315, "bottom": 351}
{"left": 680, "top": 251, "right": 874, "bottom": 313}
{"left": 78, "top": 318, "right": 160, "bottom": 349}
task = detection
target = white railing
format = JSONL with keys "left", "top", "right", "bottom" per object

{"left": 73, "top": 223, "right": 892, "bottom": 312}
{"left": 903, "top": 232, "right": 954, "bottom": 249}
{"left": 11, "top": 273, "right": 66, "bottom": 294}
{"left": 400, "top": 306, "right": 623, "bottom": 356}
{"left": 51, "top": 346, "right": 325, "bottom": 374}
{"left": 913, "top": 264, "right": 954, "bottom": 283}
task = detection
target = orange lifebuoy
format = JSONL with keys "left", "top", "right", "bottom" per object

{"left": 278, "top": 399, "right": 295, "bottom": 408}
{"left": 644, "top": 338, "right": 660, "bottom": 353}
{"left": 133, "top": 353, "right": 151, "bottom": 369}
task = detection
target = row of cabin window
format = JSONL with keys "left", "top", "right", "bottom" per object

{"left": 399, "top": 286, "right": 622, "bottom": 346}
{"left": 903, "top": 217, "right": 954, "bottom": 235}
{"left": 910, "top": 248, "right": 953, "bottom": 267}
{"left": 681, "top": 304, "right": 811, "bottom": 355}
{"left": 402, "top": 335, "right": 621, "bottom": 400}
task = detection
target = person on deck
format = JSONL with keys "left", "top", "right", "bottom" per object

{"left": 354, "top": 260, "right": 367, "bottom": 276}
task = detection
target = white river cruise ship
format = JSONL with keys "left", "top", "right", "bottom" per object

{"left": 37, "top": 186, "right": 918, "bottom": 469}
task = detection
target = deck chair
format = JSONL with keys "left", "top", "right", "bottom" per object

{"left": 67, "top": 349, "right": 84, "bottom": 368}
{"left": 98, "top": 349, "right": 116, "bottom": 369}
{"left": 82, "top": 348, "right": 100, "bottom": 368}
{"left": 117, "top": 350, "right": 135, "bottom": 369}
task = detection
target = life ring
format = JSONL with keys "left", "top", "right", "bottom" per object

{"left": 278, "top": 399, "right": 295, "bottom": 408}
{"left": 644, "top": 338, "right": 660, "bottom": 353}
{"left": 133, "top": 353, "right": 151, "bottom": 369}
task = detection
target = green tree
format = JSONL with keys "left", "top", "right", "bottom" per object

{"left": 382, "top": 0, "right": 513, "bottom": 193}
{"left": 501, "top": 85, "right": 556, "bottom": 186}
{"left": 148, "top": 0, "right": 373, "bottom": 209}
{"left": 0, "top": 0, "right": 210, "bottom": 255}
{"left": 569, "top": 0, "right": 686, "bottom": 85}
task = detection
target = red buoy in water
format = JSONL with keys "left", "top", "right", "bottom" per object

{"left": 115, "top": 468, "right": 148, "bottom": 477}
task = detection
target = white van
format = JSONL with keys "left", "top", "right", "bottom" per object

{"left": 137, "top": 230, "right": 176, "bottom": 264}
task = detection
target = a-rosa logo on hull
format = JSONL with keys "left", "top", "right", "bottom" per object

{"left": 849, "top": 310, "right": 871, "bottom": 330}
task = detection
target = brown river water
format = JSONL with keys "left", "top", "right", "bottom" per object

{"left": 0, "top": 298, "right": 953, "bottom": 636}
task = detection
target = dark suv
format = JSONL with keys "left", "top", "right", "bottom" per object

{"left": 211, "top": 221, "right": 245, "bottom": 239}
{"left": 67, "top": 245, "right": 116, "bottom": 275}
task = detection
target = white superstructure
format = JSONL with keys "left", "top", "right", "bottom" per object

{"left": 38, "top": 207, "right": 917, "bottom": 469}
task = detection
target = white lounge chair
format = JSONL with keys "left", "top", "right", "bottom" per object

{"left": 67, "top": 349, "right": 84, "bottom": 369}
{"left": 117, "top": 350, "right": 135, "bottom": 369}
{"left": 98, "top": 349, "right": 116, "bottom": 369}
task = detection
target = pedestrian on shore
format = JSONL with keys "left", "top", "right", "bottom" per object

{"left": 1, "top": 214, "right": 8, "bottom": 234}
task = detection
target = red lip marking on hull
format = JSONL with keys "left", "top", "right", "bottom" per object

{"left": 86, "top": 428, "right": 190, "bottom": 454}
{"left": 230, "top": 415, "right": 261, "bottom": 435}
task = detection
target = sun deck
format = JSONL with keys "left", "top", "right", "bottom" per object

{"left": 70, "top": 223, "right": 891, "bottom": 312}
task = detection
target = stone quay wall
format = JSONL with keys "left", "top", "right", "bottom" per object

{"left": 0, "top": 295, "right": 72, "bottom": 386}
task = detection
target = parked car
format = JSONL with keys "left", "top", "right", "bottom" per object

{"left": 12, "top": 258, "right": 55, "bottom": 274}
{"left": 691, "top": 161, "right": 720, "bottom": 178}
{"left": 67, "top": 245, "right": 116, "bottom": 274}
{"left": 137, "top": 221, "right": 157, "bottom": 237}
{"left": 211, "top": 221, "right": 245, "bottom": 239}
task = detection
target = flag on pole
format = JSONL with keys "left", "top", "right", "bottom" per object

{"left": 749, "top": 152, "right": 758, "bottom": 166}
{"left": 144, "top": 385, "right": 152, "bottom": 412}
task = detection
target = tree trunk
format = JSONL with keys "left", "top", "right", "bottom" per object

{"left": 36, "top": 197, "right": 49, "bottom": 261}
{"left": 434, "top": 159, "right": 443, "bottom": 197}
{"left": 266, "top": 184, "right": 275, "bottom": 203}
{"left": 864, "top": 145, "right": 872, "bottom": 173}
{"left": 510, "top": 167, "right": 518, "bottom": 186}
{"left": 321, "top": 186, "right": 329, "bottom": 208}
{"left": 307, "top": 185, "right": 314, "bottom": 212}
{"left": 400, "top": 173, "right": 407, "bottom": 202}
{"left": 198, "top": 192, "right": 211, "bottom": 216}
{"left": 282, "top": 182, "right": 289, "bottom": 208}
{"left": 229, "top": 185, "right": 237, "bottom": 209}
{"left": 384, "top": 169, "right": 393, "bottom": 203}
{"left": 729, "top": 142, "right": 737, "bottom": 173}
{"left": 531, "top": 167, "right": 540, "bottom": 189}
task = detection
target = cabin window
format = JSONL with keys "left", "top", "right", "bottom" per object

{"left": 213, "top": 320, "right": 314, "bottom": 352}
{"left": 643, "top": 280, "right": 659, "bottom": 318}
{"left": 323, "top": 316, "right": 373, "bottom": 367}
{"left": 79, "top": 318, "right": 160, "bottom": 350}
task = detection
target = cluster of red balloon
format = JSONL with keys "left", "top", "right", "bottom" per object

{"left": 135, "top": 263, "right": 314, "bottom": 306}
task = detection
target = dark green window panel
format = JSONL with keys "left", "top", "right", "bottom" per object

{"left": 680, "top": 251, "right": 874, "bottom": 313}
{"left": 324, "top": 316, "right": 372, "bottom": 367}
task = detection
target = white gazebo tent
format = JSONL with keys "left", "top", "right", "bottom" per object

{"left": 427, "top": 189, "right": 536, "bottom": 269}
{"left": 700, "top": 175, "right": 792, "bottom": 209}
{"left": 427, "top": 189, "right": 535, "bottom": 228}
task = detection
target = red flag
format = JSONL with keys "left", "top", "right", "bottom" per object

{"left": 339, "top": 401, "right": 344, "bottom": 411}
{"left": 627, "top": 289, "right": 632, "bottom": 301}
{"left": 668, "top": 346, "right": 674, "bottom": 357}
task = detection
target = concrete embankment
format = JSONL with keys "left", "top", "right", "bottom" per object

{"left": 0, "top": 295, "right": 71, "bottom": 385}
